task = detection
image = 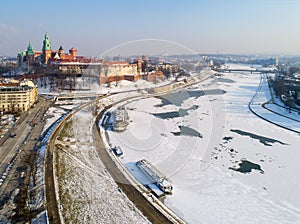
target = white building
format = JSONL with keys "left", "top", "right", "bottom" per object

{"left": 0, "top": 79, "right": 38, "bottom": 113}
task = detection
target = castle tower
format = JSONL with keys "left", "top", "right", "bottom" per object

{"left": 137, "top": 58, "right": 142, "bottom": 74}
{"left": 69, "top": 47, "right": 77, "bottom": 57}
{"left": 26, "top": 42, "right": 35, "bottom": 66}
{"left": 58, "top": 46, "right": 65, "bottom": 59}
{"left": 142, "top": 55, "right": 148, "bottom": 73}
{"left": 142, "top": 55, "right": 147, "bottom": 61}
{"left": 42, "top": 33, "right": 52, "bottom": 64}
{"left": 17, "top": 52, "right": 23, "bottom": 67}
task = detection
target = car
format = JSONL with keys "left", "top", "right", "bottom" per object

{"left": 112, "top": 146, "right": 123, "bottom": 156}
{"left": 10, "top": 133, "right": 16, "bottom": 138}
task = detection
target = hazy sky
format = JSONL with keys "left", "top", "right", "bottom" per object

{"left": 1, "top": 0, "right": 300, "bottom": 56}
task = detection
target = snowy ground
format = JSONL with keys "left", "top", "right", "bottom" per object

{"left": 98, "top": 79, "right": 167, "bottom": 94}
{"left": 42, "top": 107, "right": 67, "bottom": 133}
{"left": 54, "top": 103, "right": 149, "bottom": 224}
{"left": 107, "top": 64, "right": 300, "bottom": 224}
{"left": 36, "top": 75, "right": 175, "bottom": 96}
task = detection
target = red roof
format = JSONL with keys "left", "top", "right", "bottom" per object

{"left": 107, "top": 61, "right": 129, "bottom": 66}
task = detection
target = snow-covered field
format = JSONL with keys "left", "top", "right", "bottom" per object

{"left": 54, "top": 102, "right": 149, "bottom": 223}
{"left": 42, "top": 107, "right": 67, "bottom": 133}
{"left": 107, "top": 64, "right": 300, "bottom": 224}
{"left": 36, "top": 74, "right": 174, "bottom": 96}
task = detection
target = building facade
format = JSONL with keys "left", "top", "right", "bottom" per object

{"left": 99, "top": 61, "right": 138, "bottom": 83}
{"left": 0, "top": 79, "right": 38, "bottom": 113}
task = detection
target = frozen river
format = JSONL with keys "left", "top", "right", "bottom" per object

{"left": 108, "top": 64, "right": 300, "bottom": 224}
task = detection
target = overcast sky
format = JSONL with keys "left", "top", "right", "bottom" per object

{"left": 1, "top": 0, "right": 300, "bottom": 57}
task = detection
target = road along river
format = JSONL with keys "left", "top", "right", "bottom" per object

{"left": 45, "top": 70, "right": 214, "bottom": 223}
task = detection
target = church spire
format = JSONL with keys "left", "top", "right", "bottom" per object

{"left": 42, "top": 33, "right": 51, "bottom": 51}
{"left": 27, "top": 42, "right": 34, "bottom": 55}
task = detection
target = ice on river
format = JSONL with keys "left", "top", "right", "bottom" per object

{"left": 108, "top": 64, "right": 300, "bottom": 224}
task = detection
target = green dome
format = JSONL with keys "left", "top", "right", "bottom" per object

{"left": 27, "top": 42, "right": 34, "bottom": 55}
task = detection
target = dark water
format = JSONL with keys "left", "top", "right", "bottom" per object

{"left": 155, "top": 89, "right": 226, "bottom": 107}
{"left": 230, "top": 129, "right": 287, "bottom": 146}
{"left": 171, "top": 126, "right": 203, "bottom": 138}
{"left": 230, "top": 160, "right": 264, "bottom": 174}
{"left": 152, "top": 105, "right": 199, "bottom": 119}
{"left": 223, "top": 136, "right": 233, "bottom": 141}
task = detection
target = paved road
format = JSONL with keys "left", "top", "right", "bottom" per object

{"left": 45, "top": 121, "right": 62, "bottom": 224}
{"left": 93, "top": 108, "right": 173, "bottom": 224}
{"left": 249, "top": 74, "right": 300, "bottom": 134}
{"left": 0, "top": 98, "right": 49, "bottom": 175}
{"left": 0, "top": 97, "right": 51, "bottom": 221}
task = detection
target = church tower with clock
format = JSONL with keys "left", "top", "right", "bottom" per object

{"left": 42, "top": 33, "right": 52, "bottom": 64}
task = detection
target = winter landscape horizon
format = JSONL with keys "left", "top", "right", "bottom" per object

{"left": 1, "top": 1, "right": 300, "bottom": 224}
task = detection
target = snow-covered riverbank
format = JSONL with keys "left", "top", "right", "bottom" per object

{"left": 107, "top": 64, "right": 300, "bottom": 224}
{"left": 249, "top": 73, "right": 300, "bottom": 133}
{"left": 54, "top": 104, "right": 150, "bottom": 224}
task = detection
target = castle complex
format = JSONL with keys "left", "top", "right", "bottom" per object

{"left": 17, "top": 34, "right": 180, "bottom": 84}
{"left": 18, "top": 33, "right": 85, "bottom": 66}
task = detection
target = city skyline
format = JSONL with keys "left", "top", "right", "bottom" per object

{"left": 1, "top": 0, "right": 300, "bottom": 56}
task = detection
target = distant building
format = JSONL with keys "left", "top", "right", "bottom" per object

{"left": 99, "top": 61, "right": 139, "bottom": 83}
{"left": 276, "top": 57, "right": 279, "bottom": 66}
{"left": 99, "top": 59, "right": 165, "bottom": 84}
{"left": 0, "top": 79, "right": 38, "bottom": 113}
{"left": 17, "top": 33, "right": 88, "bottom": 68}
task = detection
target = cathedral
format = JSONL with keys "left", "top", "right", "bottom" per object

{"left": 17, "top": 33, "right": 83, "bottom": 68}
